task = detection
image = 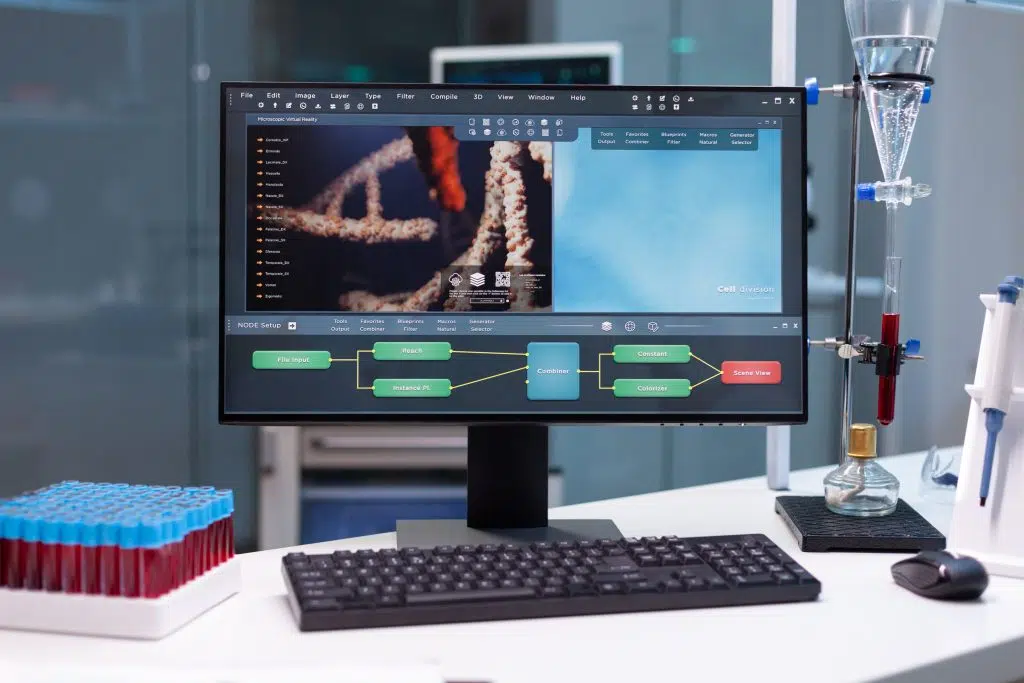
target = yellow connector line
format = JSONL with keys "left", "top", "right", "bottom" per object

{"left": 690, "top": 372, "right": 723, "bottom": 390}
{"left": 689, "top": 352, "right": 720, "bottom": 373}
{"left": 451, "top": 350, "right": 529, "bottom": 357}
{"left": 451, "top": 365, "right": 528, "bottom": 390}
{"left": 579, "top": 350, "right": 724, "bottom": 392}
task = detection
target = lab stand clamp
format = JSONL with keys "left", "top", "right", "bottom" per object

{"left": 949, "top": 279, "right": 1024, "bottom": 579}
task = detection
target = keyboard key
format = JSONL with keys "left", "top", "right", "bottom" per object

{"left": 786, "top": 564, "right": 814, "bottom": 581}
{"left": 628, "top": 581, "right": 659, "bottom": 593}
{"left": 684, "top": 578, "right": 707, "bottom": 591}
{"left": 407, "top": 587, "right": 537, "bottom": 606}
{"left": 637, "top": 555, "right": 659, "bottom": 567}
{"left": 774, "top": 572, "right": 797, "bottom": 585}
{"left": 660, "top": 579, "right": 684, "bottom": 592}
{"left": 541, "top": 586, "right": 567, "bottom": 597}
{"left": 302, "top": 599, "right": 339, "bottom": 611}
{"left": 732, "top": 573, "right": 773, "bottom": 586}
{"left": 680, "top": 552, "right": 702, "bottom": 565}
{"left": 593, "top": 572, "right": 644, "bottom": 583}
{"left": 599, "top": 582, "right": 625, "bottom": 594}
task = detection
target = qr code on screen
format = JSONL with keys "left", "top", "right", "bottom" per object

{"left": 496, "top": 271, "right": 511, "bottom": 287}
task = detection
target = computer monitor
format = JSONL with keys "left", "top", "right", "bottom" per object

{"left": 430, "top": 42, "right": 622, "bottom": 85}
{"left": 219, "top": 82, "right": 807, "bottom": 546}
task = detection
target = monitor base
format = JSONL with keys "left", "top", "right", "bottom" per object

{"left": 396, "top": 518, "right": 622, "bottom": 549}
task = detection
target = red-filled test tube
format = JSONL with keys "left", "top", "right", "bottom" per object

{"left": 1, "top": 514, "right": 19, "bottom": 588}
{"left": 19, "top": 517, "right": 42, "bottom": 590}
{"left": 98, "top": 520, "right": 120, "bottom": 596}
{"left": 60, "top": 520, "right": 82, "bottom": 593}
{"left": 877, "top": 312, "right": 900, "bottom": 426}
{"left": 140, "top": 518, "right": 165, "bottom": 599}
{"left": 81, "top": 521, "right": 100, "bottom": 595}
{"left": 39, "top": 519, "right": 61, "bottom": 592}
{"left": 198, "top": 501, "right": 212, "bottom": 574}
{"left": 119, "top": 521, "right": 141, "bottom": 598}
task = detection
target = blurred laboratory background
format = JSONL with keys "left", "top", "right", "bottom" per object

{"left": 1, "top": 0, "right": 1021, "bottom": 551}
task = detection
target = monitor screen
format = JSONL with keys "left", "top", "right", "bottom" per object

{"left": 431, "top": 43, "right": 621, "bottom": 85}
{"left": 219, "top": 84, "right": 807, "bottom": 425}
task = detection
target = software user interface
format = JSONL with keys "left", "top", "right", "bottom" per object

{"left": 221, "top": 84, "right": 805, "bottom": 419}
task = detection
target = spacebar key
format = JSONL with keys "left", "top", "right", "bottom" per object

{"left": 406, "top": 588, "right": 537, "bottom": 605}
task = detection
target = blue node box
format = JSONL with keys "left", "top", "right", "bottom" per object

{"left": 527, "top": 342, "right": 580, "bottom": 401}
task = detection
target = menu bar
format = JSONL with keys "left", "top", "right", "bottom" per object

{"left": 225, "top": 86, "right": 803, "bottom": 118}
{"left": 226, "top": 315, "right": 803, "bottom": 337}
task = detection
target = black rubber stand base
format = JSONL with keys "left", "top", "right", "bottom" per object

{"left": 775, "top": 495, "right": 946, "bottom": 552}
{"left": 396, "top": 518, "right": 622, "bottom": 549}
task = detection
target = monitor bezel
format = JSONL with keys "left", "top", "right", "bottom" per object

{"left": 429, "top": 41, "right": 624, "bottom": 85}
{"left": 218, "top": 81, "right": 808, "bottom": 426}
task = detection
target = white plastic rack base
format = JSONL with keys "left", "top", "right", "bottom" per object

{"left": 949, "top": 293, "right": 1024, "bottom": 579}
{"left": 0, "top": 557, "right": 240, "bottom": 639}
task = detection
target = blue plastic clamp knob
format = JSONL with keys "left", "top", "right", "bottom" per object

{"left": 856, "top": 183, "right": 876, "bottom": 201}
{"left": 922, "top": 85, "right": 931, "bottom": 104}
{"left": 804, "top": 77, "right": 819, "bottom": 106}
{"left": 904, "top": 339, "right": 921, "bottom": 355}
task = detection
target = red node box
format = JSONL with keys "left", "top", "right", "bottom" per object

{"left": 721, "top": 361, "right": 782, "bottom": 384}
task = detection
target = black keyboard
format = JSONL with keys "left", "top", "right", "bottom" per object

{"left": 282, "top": 534, "right": 821, "bottom": 631}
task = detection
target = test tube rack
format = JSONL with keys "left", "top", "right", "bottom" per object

{"left": 949, "top": 293, "right": 1024, "bottom": 578}
{"left": 0, "top": 481, "right": 240, "bottom": 639}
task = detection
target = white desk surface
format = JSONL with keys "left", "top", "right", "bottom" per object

{"left": 3, "top": 447, "right": 1024, "bottom": 683}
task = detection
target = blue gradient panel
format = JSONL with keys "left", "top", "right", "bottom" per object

{"left": 527, "top": 342, "right": 580, "bottom": 401}
{"left": 552, "top": 129, "right": 783, "bottom": 313}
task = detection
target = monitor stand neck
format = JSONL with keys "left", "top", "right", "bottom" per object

{"left": 396, "top": 424, "right": 622, "bottom": 549}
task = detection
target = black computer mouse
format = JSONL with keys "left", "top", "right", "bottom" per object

{"left": 891, "top": 550, "right": 989, "bottom": 601}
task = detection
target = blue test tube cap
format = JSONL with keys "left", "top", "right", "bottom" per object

{"left": 21, "top": 515, "right": 41, "bottom": 543}
{"left": 172, "top": 516, "right": 187, "bottom": 542}
{"left": 856, "top": 183, "right": 876, "bottom": 202}
{"left": 217, "top": 490, "right": 235, "bottom": 516}
{"left": 139, "top": 518, "right": 164, "bottom": 549}
{"left": 40, "top": 518, "right": 61, "bottom": 544}
{"left": 98, "top": 518, "right": 119, "bottom": 546}
{"left": 119, "top": 520, "right": 141, "bottom": 549}
{"left": 60, "top": 518, "right": 82, "bottom": 544}
{"left": 80, "top": 518, "right": 99, "bottom": 547}
{"left": 1, "top": 513, "right": 21, "bottom": 540}
{"left": 804, "top": 77, "right": 819, "bottom": 105}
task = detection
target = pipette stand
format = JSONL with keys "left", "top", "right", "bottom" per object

{"left": 949, "top": 293, "right": 1024, "bottom": 578}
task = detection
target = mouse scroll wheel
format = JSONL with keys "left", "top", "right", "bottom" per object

{"left": 938, "top": 565, "right": 949, "bottom": 579}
